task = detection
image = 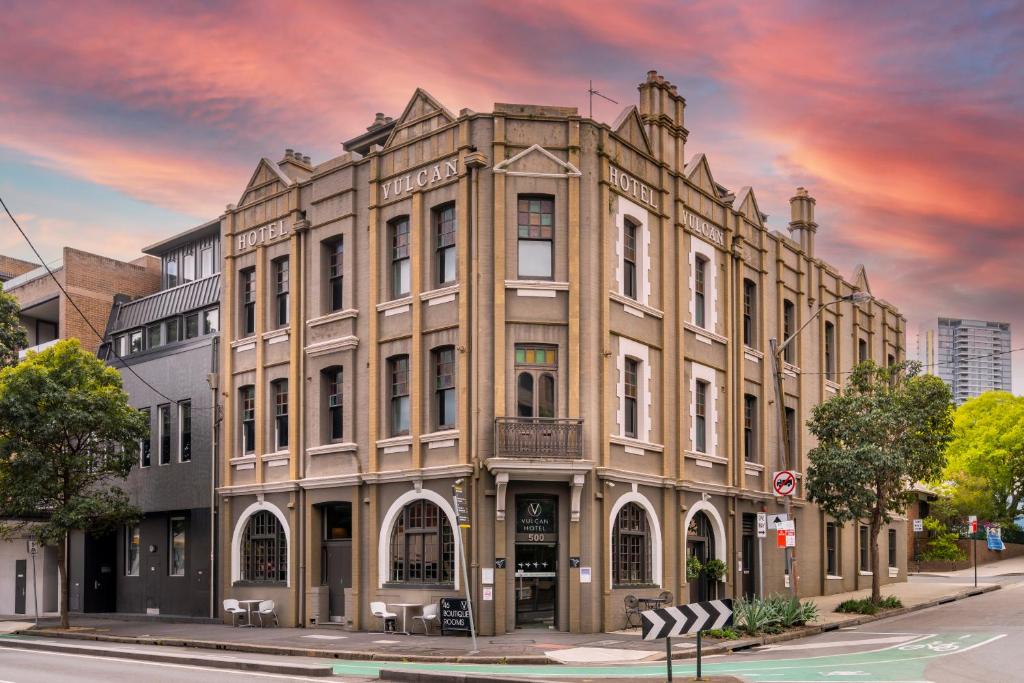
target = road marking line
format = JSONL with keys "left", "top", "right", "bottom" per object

{"left": 0, "top": 645, "right": 331, "bottom": 681}
{"left": 759, "top": 635, "right": 919, "bottom": 652}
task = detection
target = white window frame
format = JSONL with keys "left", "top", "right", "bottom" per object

{"left": 690, "top": 362, "right": 720, "bottom": 456}
{"left": 607, "top": 490, "right": 663, "bottom": 588}
{"left": 614, "top": 195, "right": 652, "bottom": 306}
{"left": 688, "top": 238, "right": 719, "bottom": 332}
{"left": 616, "top": 337, "right": 652, "bottom": 443}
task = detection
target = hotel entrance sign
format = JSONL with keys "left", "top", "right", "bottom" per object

{"left": 516, "top": 497, "right": 556, "bottom": 543}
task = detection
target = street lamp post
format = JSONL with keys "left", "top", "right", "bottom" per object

{"left": 769, "top": 291, "right": 871, "bottom": 597}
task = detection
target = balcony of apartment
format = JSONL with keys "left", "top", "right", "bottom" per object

{"left": 494, "top": 417, "right": 583, "bottom": 459}
{"left": 18, "top": 295, "right": 60, "bottom": 359}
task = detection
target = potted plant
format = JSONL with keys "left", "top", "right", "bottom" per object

{"left": 686, "top": 555, "right": 703, "bottom": 581}
{"left": 703, "top": 558, "right": 727, "bottom": 583}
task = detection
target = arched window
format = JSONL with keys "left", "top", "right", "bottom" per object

{"left": 613, "top": 502, "right": 651, "bottom": 586}
{"left": 389, "top": 499, "right": 454, "bottom": 585}
{"left": 514, "top": 345, "right": 558, "bottom": 418}
{"left": 241, "top": 511, "right": 287, "bottom": 583}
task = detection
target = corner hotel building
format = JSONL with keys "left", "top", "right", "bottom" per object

{"left": 217, "top": 71, "right": 908, "bottom": 633}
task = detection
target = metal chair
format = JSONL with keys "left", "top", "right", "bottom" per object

{"left": 413, "top": 603, "right": 438, "bottom": 634}
{"left": 223, "top": 598, "right": 248, "bottom": 627}
{"left": 624, "top": 594, "right": 641, "bottom": 629}
{"left": 658, "top": 590, "right": 674, "bottom": 606}
{"left": 257, "top": 599, "right": 278, "bottom": 627}
{"left": 370, "top": 601, "right": 398, "bottom": 632}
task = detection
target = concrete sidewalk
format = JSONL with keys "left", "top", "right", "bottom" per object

{"left": 3, "top": 578, "right": 1004, "bottom": 665}
{"left": 911, "top": 551, "right": 1024, "bottom": 578}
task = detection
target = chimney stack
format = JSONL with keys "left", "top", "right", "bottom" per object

{"left": 788, "top": 187, "right": 817, "bottom": 255}
{"left": 636, "top": 70, "right": 688, "bottom": 169}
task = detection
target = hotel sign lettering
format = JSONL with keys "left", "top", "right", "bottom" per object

{"left": 236, "top": 219, "right": 289, "bottom": 252}
{"left": 684, "top": 210, "right": 725, "bottom": 247}
{"left": 609, "top": 166, "right": 658, "bottom": 209}
{"left": 381, "top": 158, "right": 459, "bottom": 201}
{"left": 516, "top": 497, "right": 556, "bottom": 543}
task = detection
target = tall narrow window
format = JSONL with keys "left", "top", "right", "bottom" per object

{"left": 204, "top": 307, "right": 219, "bottom": 335}
{"left": 200, "top": 246, "right": 214, "bottom": 277}
{"left": 389, "top": 500, "right": 454, "bottom": 585}
{"left": 623, "top": 219, "right": 638, "bottom": 299}
{"left": 694, "top": 255, "right": 707, "bottom": 328}
{"left": 858, "top": 338, "right": 868, "bottom": 363}
{"left": 184, "top": 313, "right": 200, "bottom": 339}
{"left": 613, "top": 503, "right": 651, "bottom": 585}
{"left": 859, "top": 525, "right": 870, "bottom": 572}
{"left": 824, "top": 321, "right": 836, "bottom": 381}
{"left": 517, "top": 196, "right": 554, "bottom": 279}
{"left": 178, "top": 400, "right": 191, "bottom": 462}
{"left": 169, "top": 517, "right": 186, "bottom": 577}
{"left": 273, "top": 379, "right": 288, "bottom": 450}
{"left": 743, "top": 278, "right": 757, "bottom": 347}
{"left": 785, "top": 407, "right": 797, "bottom": 466}
{"left": 274, "top": 257, "right": 289, "bottom": 327}
{"left": 139, "top": 408, "right": 151, "bottom": 467}
{"left": 164, "top": 318, "right": 179, "bottom": 344}
{"left": 125, "top": 524, "right": 140, "bottom": 576}
{"left": 390, "top": 217, "right": 410, "bottom": 299}
{"left": 240, "top": 385, "right": 255, "bottom": 455}
{"left": 826, "top": 522, "right": 839, "bottom": 576}
{"left": 182, "top": 253, "right": 195, "bottom": 283}
{"left": 326, "top": 238, "right": 344, "bottom": 312}
{"left": 624, "top": 357, "right": 639, "bottom": 438}
{"left": 743, "top": 394, "right": 757, "bottom": 462}
{"left": 887, "top": 353, "right": 896, "bottom": 368}
{"left": 434, "top": 203, "right": 456, "bottom": 286}
{"left": 325, "top": 367, "right": 343, "bottom": 442}
{"left": 695, "top": 380, "right": 708, "bottom": 453}
{"left": 166, "top": 258, "right": 178, "bottom": 288}
{"left": 158, "top": 404, "right": 171, "bottom": 465}
{"left": 147, "top": 324, "right": 162, "bottom": 350}
{"left": 389, "top": 356, "right": 410, "bottom": 436}
{"left": 129, "top": 330, "right": 143, "bottom": 354}
{"left": 783, "top": 299, "right": 796, "bottom": 364}
{"left": 514, "top": 345, "right": 558, "bottom": 418}
{"left": 241, "top": 268, "right": 256, "bottom": 337}
{"left": 888, "top": 528, "right": 898, "bottom": 568}
{"left": 434, "top": 347, "right": 456, "bottom": 430}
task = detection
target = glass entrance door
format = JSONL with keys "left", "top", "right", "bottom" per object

{"left": 515, "top": 543, "right": 556, "bottom": 627}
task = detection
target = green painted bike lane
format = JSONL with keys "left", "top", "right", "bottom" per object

{"left": 331, "top": 632, "right": 1006, "bottom": 681}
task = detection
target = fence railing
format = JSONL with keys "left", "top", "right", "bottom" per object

{"left": 494, "top": 417, "right": 583, "bottom": 459}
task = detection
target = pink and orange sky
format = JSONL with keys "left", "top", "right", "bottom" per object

{"left": 1, "top": 1, "right": 1021, "bottom": 388}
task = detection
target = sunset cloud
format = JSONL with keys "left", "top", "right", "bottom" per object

{"left": 0, "top": 0, "right": 1020, "bottom": 386}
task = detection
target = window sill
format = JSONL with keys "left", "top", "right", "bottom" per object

{"left": 505, "top": 279, "right": 569, "bottom": 291}
{"left": 308, "top": 442, "right": 358, "bottom": 456}
{"left": 421, "top": 429, "right": 459, "bottom": 443}
{"left": 826, "top": 575, "right": 843, "bottom": 580}
{"left": 307, "top": 309, "right": 359, "bottom": 328}
{"left": 305, "top": 335, "right": 359, "bottom": 357}
{"left": 420, "top": 284, "right": 459, "bottom": 303}
{"left": 261, "top": 451, "right": 290, "bottom": 463}
{"left": 376, "top": 297, "right": 413, "bottom": 313}
{"left": 742, "top": 461, "right": 765, "bottom": 471}
{"left": 231, "top": 337, "right": 257, "bottom": 351}
{"left": 610, "top": 435, "right": 664, "bottom": 453}
{"left": 683, "top": 450, "right": 727, "bottom": 464}
{"left": 609, "top": 292, "right": 664, "bottom": 319}
{"left": 261, "top": 328, "right": 289, "bottom": 342}
{"left": 743, "top": 346, "right": 763, "bottom": 362}
{"left": 683, "top": 322, "right": 728, "bottom": 345}
{"left": 783, "top": 362, "right": 801, "bottom": 377}
{"left": 231, "top": 455, "right": 257, "bottom": 464}
{"left": 859, "top": 570, "right": 873, "bottom": 576}
{"left": 825, "top": 379, "right": 842, "bottom": 393}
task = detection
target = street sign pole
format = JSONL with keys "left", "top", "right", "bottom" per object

{"left": 696, "top": 630, "right": 703, "bottom": 680}
{"left": 28, "top": 540, "right": 38, "bottom": 626}
{"left": 974, "top": 535, "right": 977, "bottom": 588}
{"left": 452, "top": 481, "right": 478, "bottom": 653}
{"left": 665, "top": 636, "right": 673, "bottom": 681}
{"left": 769, "top": 338, "right": 797, "bottom": 597}
{"left": 642, "top": 598, "right": 732, "bottom": 683}
{"left": 758, "top": 537, "right": 764, "bottom": 597}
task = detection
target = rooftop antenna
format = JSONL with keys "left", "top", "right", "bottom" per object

{"left": 588, "top": 80, "right": 618, "bottom": 119}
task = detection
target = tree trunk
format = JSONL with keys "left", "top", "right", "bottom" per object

{"left": 870, "top": 515, "right": 881, "bottom": 604}
{"left": 58, "top": 532, "right": 70, "bottom": 629}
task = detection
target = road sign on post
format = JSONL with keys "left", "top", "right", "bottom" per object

{"left": 968, "top": 515, "right": 978, "bottom": 534}
{"left": 642, "top": 599, "right": 733, "bottom": 681}
{"left": 913, "top": 519, "right": 924, "bottom": 533}
{"left": 451, "top": 482, "right": 477, "bottom": 653}
{"left": 772, "top": 471, "right": 797, "bottom": 496}
{"left": 756, "top": 513, "right": 767, "bottom": 538}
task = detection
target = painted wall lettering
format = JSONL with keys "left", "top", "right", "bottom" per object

{"left": 609, "top": 165, "right": 658, "bottom": 209}
{"left": 381, "top": 158, "right": 459, "bottom": 201}
{"left": 684, "top": 210, "right": 725, "bottom": 247}
{"left": 236, "top": 219, "right": 289, "bottom": 252}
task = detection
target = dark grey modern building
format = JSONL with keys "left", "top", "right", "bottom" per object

{"left": 74, "top": 219, "right": 222, "bottom": 618}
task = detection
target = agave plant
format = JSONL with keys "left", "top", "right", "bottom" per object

{"left": 733, "top": 596, "right": 783, "bottom": 635}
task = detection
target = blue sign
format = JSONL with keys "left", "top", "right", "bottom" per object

{"left": 987, "top": 526, "right": 1005, "bottom": 551}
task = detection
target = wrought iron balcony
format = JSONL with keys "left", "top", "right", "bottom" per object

{"left": 494, "top": 417, "right": 583, "bottom": 459}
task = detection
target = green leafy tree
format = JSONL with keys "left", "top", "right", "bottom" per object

{"left": 0, "top": 290, "right": 28, "bottom": 368}
{"left": 918, "top": 517, "right": 967, "bottom": 563}
{"left": 806, "top": 360, "right": 953, "bottom": 603}
{"left": 941, "top": 391, "right": 1024, "bottom": 525}
{"left": 0, "top": 339, "right": 146, "bottom": 628}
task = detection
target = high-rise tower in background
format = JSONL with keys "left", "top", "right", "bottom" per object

{"left": 919, "top": 318, "right": 1012, "bottom": 405}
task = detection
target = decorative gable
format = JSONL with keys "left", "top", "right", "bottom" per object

{"left": 853, "top": 264, "right": 872, "bottom": 295}
{"left": 493, "top": 144, "right": 582, "bottom": 178}
{"left": 611, "top": 106, "right": 652, "bottom": 155}
{"left": 237, "top": 158, "right": 293, "bottom": 207}
{"left": 734, "top": 187, "right": 764, "bottom": 227}
{"left": 384, "top": 88, "right": 456, "bottom": 148}
{"left": 685, "top": 153, "right": 717, "bottom": 195}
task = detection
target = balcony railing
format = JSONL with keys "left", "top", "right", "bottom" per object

{"left": 19, "top": 338, "right": 59, "bottom": 359}
{"left": 494, "top": 417, "right": 583, "bottom": 459}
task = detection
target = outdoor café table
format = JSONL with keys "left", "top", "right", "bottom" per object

{"left": 637, "top": 597, "right": 667, "bottom": 611}
{"left": 236, "top": 599, "right": 265, "bottom": 627}
{"left": 387, "top": 602, "right": 423, "bottom": 635}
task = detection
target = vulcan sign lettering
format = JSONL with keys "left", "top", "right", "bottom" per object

{"left": 684, "top": 210, "right": 725, "bottom": 247}
{"left": 237, "top": 219, "right": 289, "bottom": 252}
{"left": 381, "top": 158, "right": 459, "bottom": 201}
{"left": 609, "top": 166, "right": 658, "bottom": 209}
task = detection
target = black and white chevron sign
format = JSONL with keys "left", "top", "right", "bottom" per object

{"left": 641, "top": 599, "right": 733, "bottom": 640}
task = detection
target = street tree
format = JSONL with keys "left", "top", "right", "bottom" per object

{"left": 0, "top": 339, "right": 146, "bottom": 628}
{"left": 806, "top": 360, "right": 953, "bottom": 603}
{"left": 0, "top": 290, "right": 28, "bottom": 368}
{"left": 941, "top": 391, "right": 1024, "bottom": 525}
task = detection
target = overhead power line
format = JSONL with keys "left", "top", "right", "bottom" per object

{"left": 1, "top": 193, "right": 178, "bottom": 405}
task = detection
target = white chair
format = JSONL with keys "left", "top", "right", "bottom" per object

{"left": 370, "top": 601, "right": 398, "bottom": 632}
{"left": 224, "top": 598, "right": 248, "bottom": 627}
{"left": 412, "top": 603, "right": 438, "bottom": 635}
{"left": 257, "top": 599, "right": 278, "bottom": 627}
